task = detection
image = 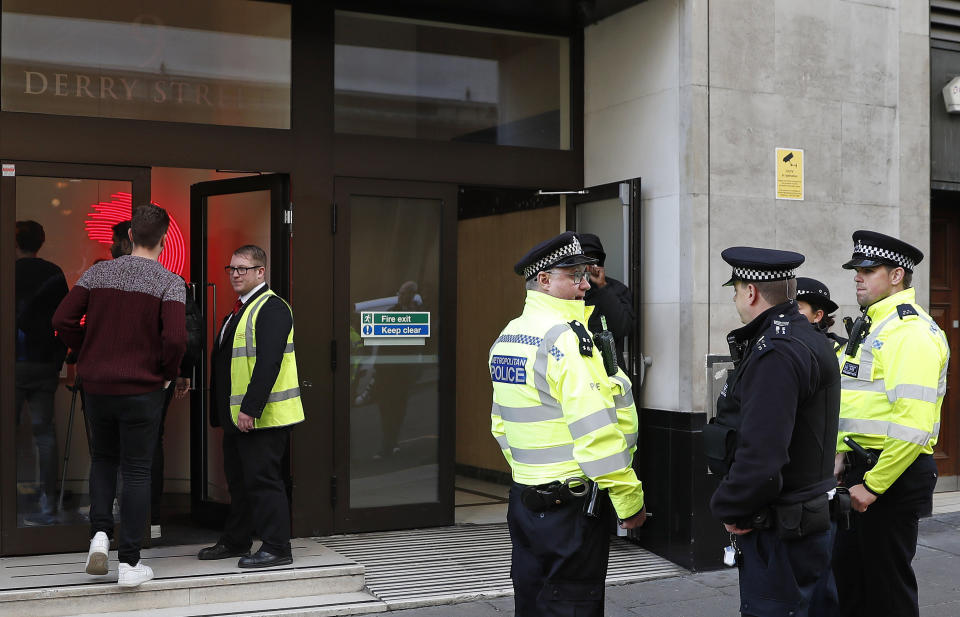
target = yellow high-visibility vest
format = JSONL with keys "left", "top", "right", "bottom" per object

{"left": 230, "top": 289, "right": 305, "bottom": 429}
{"left": 838, "top": 287, "right": 949, "bottom": 493}
{"left": 490, "top": 290, "right": 644, "bottom": 519}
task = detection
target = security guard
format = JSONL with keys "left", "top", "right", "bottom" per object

{"left": 705, "top": 247, "right": 840, "bottom": 617}
{"left": 796, "top": 276, "right": 847, "bottom": 352}
{"left": 833, "top": 231, "right": 949, "bottom": 617}
{"left": 490, "top": 231, "right": 645, "bottom": 617}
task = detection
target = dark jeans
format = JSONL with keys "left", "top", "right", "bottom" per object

{"left": 14, "top": 362, "right": 60, "bottom": 502}
{"left": 86, "top": 389, "right": 165, "bottom": 566}
{"left": 220, "top": 424, "right": 292, "bottom": 556}
{"left": 150, "top": 383, "right": 176, "bottom": 518}
{"left": 834, "top": 454, "right": 937, "bottom": 617}
{"left": 507, "top": 483, "right": 612, "bottom": 617}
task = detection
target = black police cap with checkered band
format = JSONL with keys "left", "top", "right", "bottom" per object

{"left": 842, "top": 230, "right": 923, "bottom": 272}
{"left": 515, "top": 231, "right": 598, "bottom": 280}
{"left": 795, "top": 277, "right": 839, "bottom": 314}
{"left": 720, "top": 246, "right": 805, "bottom": 287}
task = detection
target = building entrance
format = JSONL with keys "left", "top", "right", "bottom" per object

{"left": 931, "top": 192, "right": 960, "bottom": 484}
{"left": 0, "top": 162, "right": 289, "bottom": 556}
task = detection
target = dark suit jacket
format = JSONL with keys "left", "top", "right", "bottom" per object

{"left": 210, "top": 285, "right": 294, "bottom": 428}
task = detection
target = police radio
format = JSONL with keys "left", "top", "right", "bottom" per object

{"left": 843, "top": 310, "right": 872, "bottom": 357}
{"left": 594, "top": 316, "right": 619, "bottom": 377}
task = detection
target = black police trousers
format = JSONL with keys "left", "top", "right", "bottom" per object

{"left": 833, "top": 454, "right": 937, "bottom": 617}
{"left": 737, "top": 526, "right": 834, "bottom": 617}
{"left": 507, "top": 482, "right": 612, "bottom": 617}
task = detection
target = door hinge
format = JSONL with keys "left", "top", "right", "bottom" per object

{"left": 330, "top": 339, "right": 337, "bottom": 372}
{"left": 283, "top": 209, "right": 293, "bottom": 225}
{"left": 330, "top": 475, "right": 338, "bottom": 508}
{"left": 331, "top": 202, "right": 338, "bottom": 234}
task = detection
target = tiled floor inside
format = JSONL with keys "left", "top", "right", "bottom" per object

{"left": 454, "top": 476, "right": 508, "bottom": 525}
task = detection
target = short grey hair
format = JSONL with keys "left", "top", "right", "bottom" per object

{"left": 525, "top": 276, "right": 541, "bottom": 291}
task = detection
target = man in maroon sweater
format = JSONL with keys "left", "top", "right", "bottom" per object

{"left": 54, "top": 204, "right": 186, "bottom": 587}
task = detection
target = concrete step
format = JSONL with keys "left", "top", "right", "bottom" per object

{"left": 0, "top": 540, "right": 368, "bottom": 617}
{"left": 64, "top": 591, "right": 386, "bottom": 617}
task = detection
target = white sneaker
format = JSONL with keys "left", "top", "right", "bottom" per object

{"left": 85, "top": 531, "right": 109, "bottom": 575}
{"left": 118, "top": 561, "right": 154, "bottom": 587}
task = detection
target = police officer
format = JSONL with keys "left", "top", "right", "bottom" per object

{"left": 833, "top": 231, "right": 949, "bottom": 617}
{"left": 577, "top": 233, "right": 634, "bottom": 370}
{"left": 490, "top": 231, "right": 645, "bottom": 617}
{"left": 796, "top": 276, "right": 847, "bottom": 352}
{"left": 705, "top": 247, "right": 840, "bottom": 617}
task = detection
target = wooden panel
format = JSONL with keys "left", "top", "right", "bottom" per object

{"left": 931, "top": 197, "right": 960, "bottom": 478}
{"left": 455, "top": 207, "right": 562, "bottom": 473}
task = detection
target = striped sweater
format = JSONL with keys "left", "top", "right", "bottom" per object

{"left": 53, "top": 255, "right": 187, "bottom": 395}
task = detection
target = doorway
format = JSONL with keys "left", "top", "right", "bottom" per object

{"left": 331, "top": 178, "right": 457, "bottom": 533}
{"left": 931, "top": 192, "right": 960, "bottom": 484}
{"left": 188, "top": 174, "right": 291, "bottom": 526}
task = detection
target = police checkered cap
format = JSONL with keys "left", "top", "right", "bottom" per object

{"left": 852, "top": 241, "right": 916, "bottom": 271}
{"left": 515, "top": 231, "right": 597, "bottom": 279}
{"left": 731, "top": 266, "right": 796, "bottom": 281}
{"left": 720, "top": 246, "right": 805, "bottom": 286}
{"left": 843, "top": 230, "right": 923, "bottom": 272}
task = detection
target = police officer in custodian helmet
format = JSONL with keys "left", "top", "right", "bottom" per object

{"left": 490, "top": 231, "right": 645, "bottom": 617}
{"left": 704, "top": 247, "right": 841, "bottom": 617}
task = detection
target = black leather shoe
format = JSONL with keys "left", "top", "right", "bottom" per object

{"left": 197, "top": 543, "right": 250, "bottom": 560}
{"left": 237, "top": 549, "right": 293, "bottom": 568}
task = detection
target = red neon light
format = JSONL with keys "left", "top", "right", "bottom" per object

{"left": 84, "top": 193, "right": 185, "bottom": 277}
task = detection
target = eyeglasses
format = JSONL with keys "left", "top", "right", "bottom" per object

{"left": 224, "top": 264, "right": 263, "bottom": 276}
{"left": 548, "top": 269, "right": 590, "bottom": 284}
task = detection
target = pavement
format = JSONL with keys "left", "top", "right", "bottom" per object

{"left": 388, "top": 510, "right": 960, "bottom": 617}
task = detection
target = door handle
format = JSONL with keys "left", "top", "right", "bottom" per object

{"left": 207, "top": 282, "right": 217, "bottom": 346}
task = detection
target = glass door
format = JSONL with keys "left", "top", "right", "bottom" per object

{"left": 189, "top": 174, "right": 290, "bottom": 525}
{"left": 567, "top": 179, "right": 645, "bottom": 388}
{"left": 332, "top": 178, "right": 456, "bottom": 533}
{"left": 0, "top": 162, "right": 149, "bottom": 555}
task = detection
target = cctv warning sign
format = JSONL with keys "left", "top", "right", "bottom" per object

{"left": 776, "top": 148, "right": 804, "bottom": 200}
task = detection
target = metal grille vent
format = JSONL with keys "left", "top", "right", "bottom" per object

{"left": 933, "top": 0, "right": 960, "bottom": 43}
{"left": 321, "top": 523, "right": 686, "bottom": 610}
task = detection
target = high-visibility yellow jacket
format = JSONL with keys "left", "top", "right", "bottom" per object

{"left": 489, "top": 290, "right": 644, "bottom": 519}
{"left": 838, "top": 287, "right": 949, "bottom": 494}
{"left": 230, "top": 289, "right": 305, "bottom": 429}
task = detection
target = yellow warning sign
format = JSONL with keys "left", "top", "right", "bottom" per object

{"left": 776, "top": 148, "right": 804, "bottom": 200}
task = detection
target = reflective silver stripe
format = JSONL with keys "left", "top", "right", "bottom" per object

{"left": 510, "top": 444, "right": 574, "bottom": 464}
{"left": 887, "top": 423, "right": 935, "bottom": 446}
{"left": 856, "top": 314, "right": 897, "bottom": 378}
{"left": 839, "top": 418, "right": 935, "bottom": 446}
{"left": 495, "top": 434, "right": 509, "bottom": 450}
{"left": 232, "top": 341, "right": 295, "bottom": 358}
{"left": 886, "top": 384, "right": 939, "bottom": 404}
{"left": 579, "top": 448, "right": 633, "bottom": 477}
{"left": 624, "top": 431, "right": 638, "bottom": 449}
{"left": 568, "top": 407, "right": 617, "bottom": 440}
{"left": 495, "top": 402, "right": 563, "bottom": 423}
{"left": 533, "top": 324, "right": 569, "bottom": 408}
{"left": 838, "top": 418, "right": 888, "bottom": 436}
{"left": 230, "top": 386, "right": 301, "bottom": 407}
{"left": 242, "top": 293, "right": 272, "bottom": 359}
{"left": 267, "top": 387, "right": 300, "bottom": 403}
{"left": 491, "top": 401, "right": 502, "bottom": 418}
{"left": 611, "top": 374, "right": 632, "bottom": 395}
{"left": 840, "top": 377, "right": 886, "bottom": 393}
{"left": 614, "top": 393, "right": 634, "bottom": 409}
{"left": 939, "top": 363, "right": 948, "bottom": 397}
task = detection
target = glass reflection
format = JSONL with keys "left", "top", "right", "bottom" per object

{"left": 335, "top": 12, "right": 569, "bottom": 149}
{"left": 13, "top": 177, "right": 131, "bottom": 527}
{"left": 349, "top": 196, "right": 441, "bottom": 508}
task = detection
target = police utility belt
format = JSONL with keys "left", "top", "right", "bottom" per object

{"left": 738, "top": 491, "right": 850, "bottom": 539}
{"left": 519, "top": 477, "right": 604, "bottom": 517}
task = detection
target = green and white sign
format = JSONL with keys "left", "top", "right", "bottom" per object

{"left": 360, "top": 311, "right": 431, "bottom": 338}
